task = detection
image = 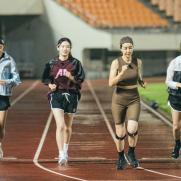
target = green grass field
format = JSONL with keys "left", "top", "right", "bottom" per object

{"left": 139, "top": 83, "right": 171, "bottom": 116}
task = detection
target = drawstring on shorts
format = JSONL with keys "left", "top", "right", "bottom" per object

{"left": 62, "top": 93, "right": 70, "bottom": 103}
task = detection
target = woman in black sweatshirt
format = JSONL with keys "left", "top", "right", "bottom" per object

{"left": 42, "top": 37, "right": 85, "bottom": 165}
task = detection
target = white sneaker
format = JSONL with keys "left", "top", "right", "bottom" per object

{"left": 0, "top": 145, "right": 3, "bottom": 159}
{"left": 58, "top": 152, "right": 68, "bottom": 165}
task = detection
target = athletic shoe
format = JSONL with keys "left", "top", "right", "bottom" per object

{"left": 116, "top": 154, "right": 127, "bottom": 170}
{"left": 172, "top": 144, "right": 180, "bottom": 159}
{"left": 0, "top": 145, "right": 3, "bottom": 159}
{"left": 58, "top": 152, "right": 68, "bottom": 165}
{"left": 127, "top": 151, "right": 139, "bottom": 168}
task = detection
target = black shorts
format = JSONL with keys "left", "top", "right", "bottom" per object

{"left": 49, "top": 91, "right": 79, "bottom": 113}
{"left": 0, "top": 95, "right": 10, "bottom": 111}
{"left": 168, "top": 94, "right": 181, "bottom": 111}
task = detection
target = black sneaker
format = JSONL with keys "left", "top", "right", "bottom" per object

{"left": 172, "top": 144, "right": 180, "bottom": 159}
{"left": 127, "top": 151, "right": 139, "bottom": 168}
{"left": 116, "top": 155, "right": 127, "bottom": 170}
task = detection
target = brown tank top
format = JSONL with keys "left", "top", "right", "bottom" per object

{"left": 117, "top": 57, "right": 138, "bottom": 86}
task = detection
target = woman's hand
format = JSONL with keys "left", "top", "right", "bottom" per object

{"left": 117, "top": 65, "right": 128, "bottom": 77}
{"left": 48, "top": 83, "right": 57, "bottom": 91}
{"left": 139, "top": 80, "right": 147, "bottom": 88}
{"left": 176, "top": 82, "right": 181, "bottom": 88}
{"left": 0, "top": 80, "right": 6, "bottom": 85}
{"left": 141, "top": 81, "right": 147, "bottom": 88}
{"left": 121, "top": 65, "right": 128, "bottom": 74}
{"left": 65, "top": 70, "right": 74, "bottom": 81}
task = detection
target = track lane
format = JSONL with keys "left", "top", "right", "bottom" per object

{"left": 1, "top": 79, "right": 181, "bottom": 180}
{"left": 38, "top": 80, "right": 181, "bottom": 180}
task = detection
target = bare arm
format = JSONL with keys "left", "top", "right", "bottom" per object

{"left": 137, "top": 58, "right": 146, "bottom": 88}
{"left": 0, "top": 80, "right": 6, "bottom": 85}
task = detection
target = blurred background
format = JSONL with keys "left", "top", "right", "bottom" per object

{"left": 0, "top": 0, "right": 181, "bottom": 79}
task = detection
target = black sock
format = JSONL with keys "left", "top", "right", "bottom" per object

{"left": 128, "top": 146, "right": 135, "bottom": 154}
{"left": 118, "top": 150, "right": 124, "bottom": 158}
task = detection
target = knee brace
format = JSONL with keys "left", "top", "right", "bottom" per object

{"left": 127, "top": 131, "right": 138, "bottom": 137}
{"left": 115, "top": 134, "right": 126, "bottom": 140}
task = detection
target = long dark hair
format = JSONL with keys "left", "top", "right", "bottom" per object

{"left": 57, "top": 37, "right": 73, "bottom": 59}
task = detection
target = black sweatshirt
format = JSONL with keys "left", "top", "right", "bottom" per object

{"left": 42, "top": 57, "right": 85, "bottom": 93}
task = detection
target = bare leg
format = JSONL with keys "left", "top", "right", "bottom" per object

{"left": 0, "top": 110, "right": 8, "bottom": 158}
{"left": 0, "top": 110, "right": 8, "bottom": 142}
{"left": 51, "top": 109, "right": 65, "bottom": 153}
{"left": 64, "top": 113, "right": 74, "bottom": 144}
{"left": 115, "top": 123, "right": 126, "bottom": 152}
{"left": 127, "top": 120, "right": 138, "bottom": 147}
{"left": 115, "top": 123, "right": 127, "bottom": 170}
{"left": 171, "top": 110, "right": 181, "bottom": 140}
{"left": 171, "top": 109, "right": 181, "bottom": 159}
{"left": 127, "top": 120, "right": 139, "bottom": 167}
{"left": 63, "top": 113, "right": 74, "bottom": 159}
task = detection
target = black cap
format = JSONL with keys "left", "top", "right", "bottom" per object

{"left": 0, "top": 39, "right": 5, "bottom": 45}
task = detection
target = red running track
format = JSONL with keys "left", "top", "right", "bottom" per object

{"left": 0, "top": 79, "right": 181, "bottom": 181}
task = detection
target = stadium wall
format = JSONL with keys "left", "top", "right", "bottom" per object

{"left": 112, "top": 33, "right": 181, "bottom": 51}
{"left": 6, "top": 15, "right": 56, "bottom": 78}
{"left": 0, "top": 0, "right": 43, "bottom": 15}
{"left": 43, "top": 0, "right": 111, "bottom": 60}
{"left": 1, "top": 0, "right": 181, "bottom": 78}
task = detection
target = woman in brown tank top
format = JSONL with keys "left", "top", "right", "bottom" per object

{"left": 109, "top": 36, "right": 145, "bottom": 170}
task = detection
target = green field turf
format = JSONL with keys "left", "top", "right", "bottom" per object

{"left": 139, "top": 83, "right": 171, "bottom": 116}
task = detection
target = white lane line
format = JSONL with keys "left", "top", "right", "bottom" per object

{"left": 33, "top": 112, "right": 53, "bottom": 161}
{"left": 86, "top": 80, "right": 181, "bottom": 180}
{"left": 11, "top": 80, "right": 40, "bottom": 106}
{"left": 4, "top": 80, "right": 39, "bottom": 161}
{"left": 86, "top": 80, "right": 116, "bottom": 143}
{"left": 33, "top": 112, "right": 88, "bottom": 181}
{"left": 143, "top": 168, "right": 181, "bottom": 179}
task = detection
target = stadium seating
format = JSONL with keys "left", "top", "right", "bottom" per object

{"left": 150, "top": 0, "right": 181, "bottom": 22}
{"left": 158, "top": 0, "right": 166, "bottom": 11}
{"left": 174, "top": 0, "right": 181, "bottom": 22}
{"left": 165, "top": 0, "right": 174, "bottom": 17}
{"left": 151, "top": 0, "right": 159, "bottom": 5}
{"left": 57, "top": 0, "right": 168, "bottom": 28}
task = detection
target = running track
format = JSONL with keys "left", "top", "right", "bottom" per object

{"left": 0, "top": 79, "right": 181, "bottom": 181}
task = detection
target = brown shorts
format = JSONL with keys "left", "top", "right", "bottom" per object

{"left": 111, "top": 87, "right": 140, "bottom": 124}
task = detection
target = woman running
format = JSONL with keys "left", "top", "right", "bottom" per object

{"left": 42, "top": 37, "right": 85, "bottom": 165}
{"left": 109, "top": 36, "right": 145, "bottom": 170}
